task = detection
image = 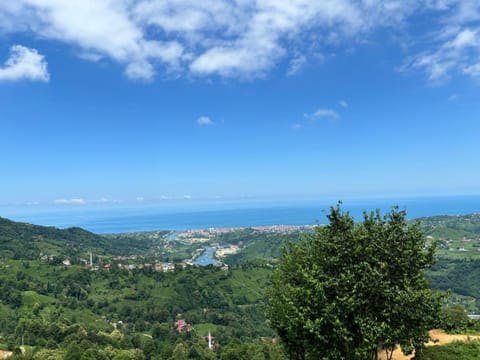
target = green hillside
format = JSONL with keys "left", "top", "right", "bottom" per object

{"left": 2, "top": 214, "right": 480, "bottom": 359}
{"left": 0, "top": 217, "right": 168, "bottom": 260}
{"left": 0, "top": 217, "right": 281, "bottom": 358}
{"left": 417, "top": 214, "right": 480, "bottom": 258}
{"left": 418, "top": 213, "right": 480, "bottom": 238}
{"left": 220, "top": 228, "right": 304, "bottom": 265}
{"left": 0, "top": 259, "right": 279, "bottom": 359}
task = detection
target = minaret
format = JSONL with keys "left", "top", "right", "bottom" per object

{"left": 208, "top": 330, "right": 212, "bottom": 350}
{"left": 90, "top": 251, "right": 93, "bottom": 267}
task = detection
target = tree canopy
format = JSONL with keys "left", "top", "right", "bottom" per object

{"left": 267, "top": 204, "right": 441, "bottom": 360}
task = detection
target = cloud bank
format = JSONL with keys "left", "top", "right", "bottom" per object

{"left": 0, "top": 1, "right": 478, "bottom": 81}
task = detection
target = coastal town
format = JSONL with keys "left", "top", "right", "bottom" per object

{"left": 39, "top": 225, "right": 312, "bottom": 273}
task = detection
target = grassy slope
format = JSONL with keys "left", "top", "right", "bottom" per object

{"left": 418, "top": 340, "right": 480, "bottom": 360}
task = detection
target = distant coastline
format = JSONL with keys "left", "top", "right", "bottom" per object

{"left": 2, "top": 195, "right": 480, "bottom": 234}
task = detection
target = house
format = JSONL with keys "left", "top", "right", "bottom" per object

{"left": 162, "top": 262, "right": 175, "bottom": 272}
{"left": 155, "top": 262, "right": 175, "bottom": 272}
{"left": 62, "top": 259, "right": 71, "bottom": 267}
{"left": 175, "top": 319, "right": 191, "bottom": 332}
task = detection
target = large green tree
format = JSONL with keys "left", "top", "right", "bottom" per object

{"left": 267, "top": 205, "right": 441, "bottom": 360}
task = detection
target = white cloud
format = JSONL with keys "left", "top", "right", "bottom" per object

{"left": 0, "top": 1, "right": 184, "bottom": 81}
{"left": 197, "top": 116, "right": 214, "bottom": 126}
{"left": 54, "top": 198, "right": 86, "bottom": 204}
{"left": 77, "top": 52, "right": 104, "bottom": 62}
{"left": 125, "top": 61, "right": 154, "bottom": 80}
{"left": 14, "top": 201, "right": 41, "bottom": 206}
{"left": 399, "top": 0, "right": 480, "bottom": 82}
{"left": 287, "top": 54, "right": 307, "bottom": 76}
{"left": 297, "top": 106, "right": 342, "bottom": 129}
{"left": 306, "top": 108, "right": 339, "bottom": 120}
{"left": 0, "top": 45, "right": 49, "bottom": 82}
{"left": 401, "top": 27, "right": 480, "bottom": 82}
{"left": 54, "top": 197, "right": 123, "bottom": 204}
{"left": 448, "top": 28, "right": 479, "bottom": 48}
{"left": 0, "top": 0, "right": 478, "bottom": 81}
{"left": 95, "top": 197, "right": 123, "bottom": 204}
{"left": 160, "top": 194, "right": 192, "bottom": 200}
{"left": 339, "top": 99, "right": 349, "bottom": 108}
{"left": 463, "top": 62, "right": 480, "bottom": 77}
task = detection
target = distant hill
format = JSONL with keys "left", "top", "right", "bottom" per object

{"left": 417, "top": 213, "right": 480, "bottom": 240}
{"left": 218, "top": 214, "right": 480, "bottom": 264}
{"left": 3, "top": 212, "right": 480, "bottom": 263}
{"left": 0, "top": 216, "right": 113, "bottom": 260}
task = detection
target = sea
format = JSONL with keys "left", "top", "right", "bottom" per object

{"left": 2, "top": 195, "right": 480, "bottom": 234}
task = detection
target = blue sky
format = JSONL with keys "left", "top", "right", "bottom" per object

{"left": 1, "top": 1, "right": 480, "bottom": 210}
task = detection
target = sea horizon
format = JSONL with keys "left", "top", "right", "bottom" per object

{"left": 1, "top": 194, "right": 480, "bottom": 234}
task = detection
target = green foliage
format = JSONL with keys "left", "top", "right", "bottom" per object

{"left": 219, "top": 341, "right": 286, "bottom": 360}
{"left": 438, "top": 305, "right": 471, "bottom": 333}
{"left": 0, "top": 216, "right": 164, "bottom": 261}
{"left": 103, "top": 230, "right": 170, "bottom": 256}
{"left": 224, "top": 231, "right": 301, "bottom": 265}
{"left": 415, "top": 340, "right": 480, "bottom": 360}
{"left": 417, "top": 213, "right": 480, "bottom": 259}
{"left": 0, "top": 254, "right": 277, "bottom": 359}
{"left": 419, "top": 213, "right": 480, "bottom": 240}
{"left": 267, "top": 205, "right": 441, "bottom": 360}
{"left": 429, "top": 258, "right": 480, "bottom": 311}
{"left": 0, "top": 217, "right": 111, "bottom": 259}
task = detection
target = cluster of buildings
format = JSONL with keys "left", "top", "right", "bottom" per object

{"left": 181, "top": 224, "right": 311, "bottom": 238}
{"left": 59, "top": 252, "right": 184, "bottom": 273}
{"left": 95, "top": 260, "right": 181, "bottom": 272}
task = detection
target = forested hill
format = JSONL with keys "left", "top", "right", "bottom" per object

{"left": 0, "top": 217, "right": 114, "bottom": 259}
{"left": 417, "top": 213, "right": 480, "bottom": 239}
{"left": 3, "top": 212, "right": 480, "bottom": 263}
